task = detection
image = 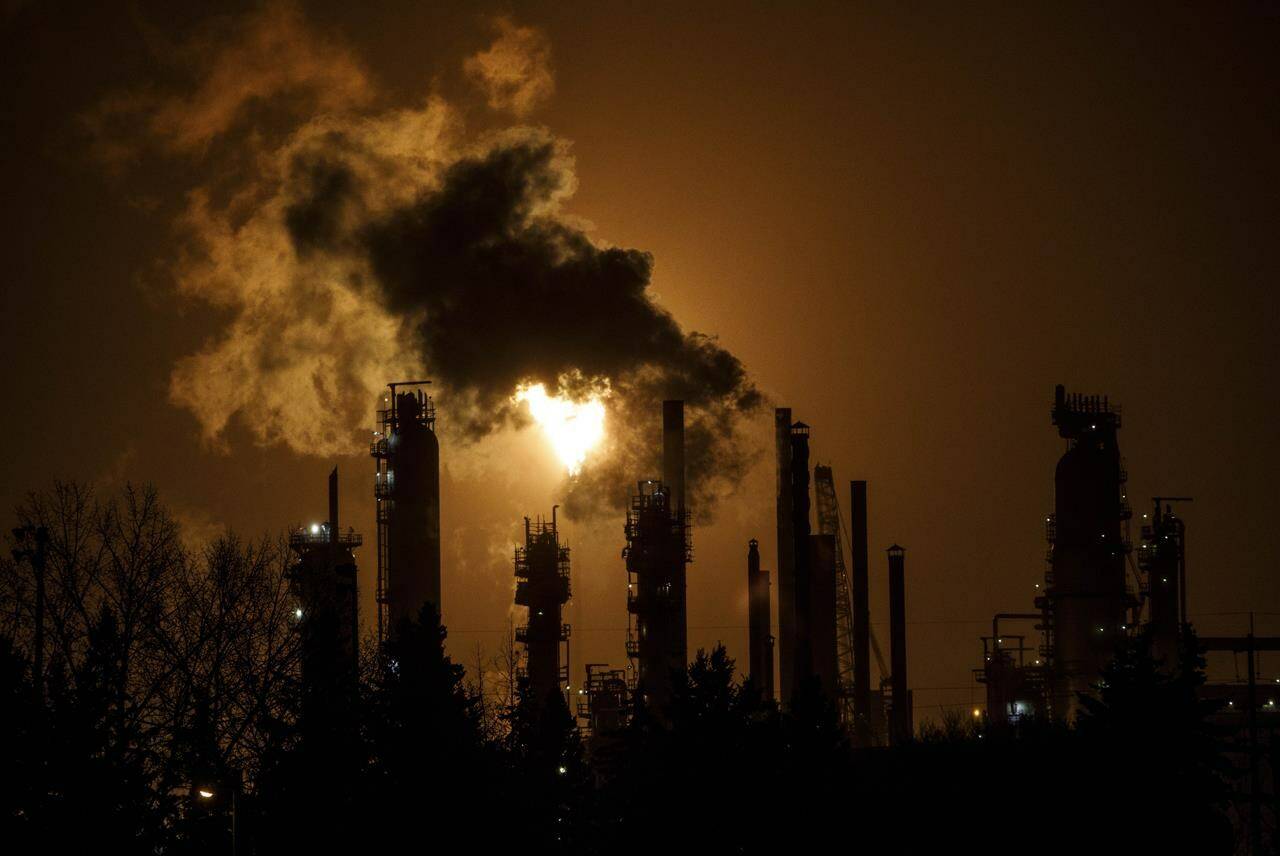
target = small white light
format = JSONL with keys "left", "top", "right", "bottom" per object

{"left": 558, "top": 766, "right": 567, "bottom": 775}
{"left": 310, "top": 523, "right": 320, "bottom": 535}
{"left": 197, "top": 789, "right": 215, "bottom": 799}
{"left": 295, "top": 608, "right": 304, "bottom": 619}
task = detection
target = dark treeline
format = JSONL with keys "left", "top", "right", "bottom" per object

{"left": 2, "top": 484, "right": 1239, "bottom": 853}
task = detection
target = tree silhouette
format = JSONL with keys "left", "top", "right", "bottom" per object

{"left": 504, "top": 681, "right": 589, "bottom": 851}
{"left": 5, "top": 609, "right": 164, "bottom": 850}
{"left": 1074, "top": 626, "right": 1233, "bottom": 852}
{"left": 360, "top": 604, "right": 502, "bottom": 848}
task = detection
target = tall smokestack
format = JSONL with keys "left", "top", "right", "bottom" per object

{"left": 662, "top": 400, "right": 689, "bottom": 672}
{"left": 775, "top": 408, "right": 795, "bottom": 703}
{"left": 850, "top": 481, "right": 871, "bottom": 746}
{"left": 328, "top": 467, "right": 339, "bottom": 545}
{"left": 747, "top": 539, "right": 774, "bottom": 700}
{"left": 663, "top": 400, "right": 685, "bottom": 513}
{"left": 887, "top": 544, "right": 910, "bottom": 745}
{"left": 789, "top": 422, "right": 812, "bottom": 697}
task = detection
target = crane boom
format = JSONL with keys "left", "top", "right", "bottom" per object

{"left": 814, "top": 465, "right": 888, "bottom": 725}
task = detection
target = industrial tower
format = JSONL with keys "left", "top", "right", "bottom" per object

{"left": 371, "top": 381, "right": 441, "bottom": 641}
{"left": 978, "top": 385, "right": 1138, "bottom": 724}
{"left": 1138, "top": 497, "right": 1191, "bottom": 669}
{"left": 288, "top": 468, "right": 362, "bottom": 725}
{"left": 624, "top": 482, "right": 690, "bottom": 710}
{"left": 514, "top": 509, "right": 572, "bottom": 706}
{"left": 1036, "top": 384, "right": 1136, "bottom": 719}
{"left": 624, "top": 400, "right": 690, "bottom": 711}
{"left": 790, "top": 423, "right": 812, "bottom": 694}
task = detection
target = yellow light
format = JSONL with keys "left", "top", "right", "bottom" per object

{"left": 515, "top": 382, "right": 607, "bottom": 476}
{"left": 197, "top": 789, "right": 215, "bottom": 799}
{"left": 972, "top": 708, "right": 981, "bottom": 718}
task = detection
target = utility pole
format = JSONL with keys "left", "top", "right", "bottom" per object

{"left": 1248, "top": 613, "right": 1260, "bottom": 856}
{"left": 1200, "top": 624, "right": 1280, "bottom": 856}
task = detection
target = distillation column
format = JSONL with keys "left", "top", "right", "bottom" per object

{"left": 288, "top": 468, "right": 362, "bottom": 731}
{"left": 371, "top": 381, "right": 441, "bottom": 639}
{"left": 1140, "top": 499, "right": 1188, "bottom": 669}
{"left": 624, "top": 401, "right": 691, "bottom": 711}
{"left": 514, "top": 510, "right": 572, "bottom": 706}
{"left": 1043, "top": 384, "right": 1132, "bottom": 719}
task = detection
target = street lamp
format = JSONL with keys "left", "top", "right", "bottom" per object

{"left": 195, "top": 782, "right": 239, "bottom": 856}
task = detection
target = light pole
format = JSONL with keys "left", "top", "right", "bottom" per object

{"left": 196, "top": 781, "right": 239, "bottom": 856}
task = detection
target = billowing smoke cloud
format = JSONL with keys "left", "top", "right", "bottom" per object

{"left": 166, "top": 100, "right": 457, "bottom": 455}
{"left": 463, "top": 16, "right": 555, "bottom": 117}
{"left": 288, "top": 129, "right": 761, "bottom": 513}
{"left": 84, "top": 1, "right": 373, "bottom": 162}
{"left": 92, "top": 3, "right": 761, "bottom": 517}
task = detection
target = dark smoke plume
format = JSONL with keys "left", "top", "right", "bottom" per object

{"left": 95, "top": 6, "right": 763, "bottom": 517}
{"left": 285, "top": 130, "right": 762, "bottom": 517}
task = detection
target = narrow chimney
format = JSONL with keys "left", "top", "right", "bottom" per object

{"left": 662, "top": 400, "right": 685, "bottom": 511}
{"left": 789, "top": 422, "right": 812, "bottom": 694}
{"left": 775, "top": 408, "right": 796, "bottom": 704}
{"left": 887, "top": 544, "right": 910, "bottom": 745}
{"left": 747, "top": 539, "right": 774, "bottom": 700}
{"left": 328, "top": 467, "right": 339, "bottom": 545}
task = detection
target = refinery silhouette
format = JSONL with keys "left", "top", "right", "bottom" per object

{"left": 2, "top": 381, "right": 1269, "bottom": 853}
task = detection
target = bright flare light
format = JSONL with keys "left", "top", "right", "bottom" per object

{"left": 515, "top": 383, "right": 606, "bottom": 475}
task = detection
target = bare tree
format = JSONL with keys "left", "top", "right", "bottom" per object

{"left": 2, "top": 482, "right": 299, "bottom": 794}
